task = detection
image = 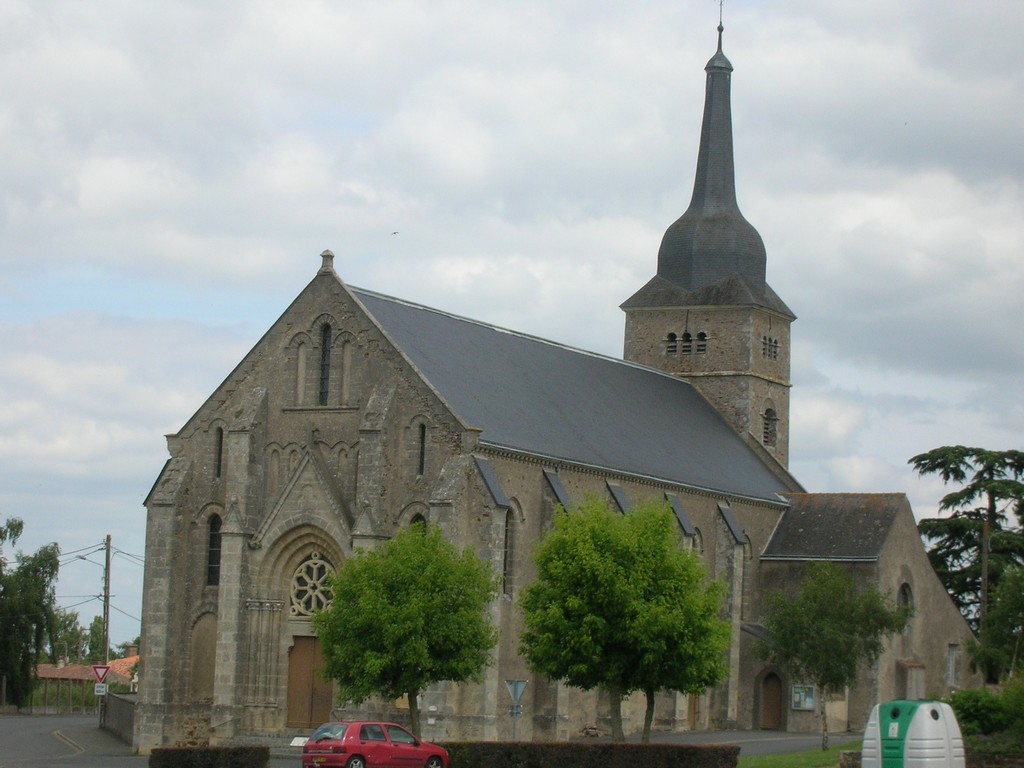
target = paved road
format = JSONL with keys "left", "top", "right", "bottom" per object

{"left": 0, "top": 716, "right": 297, "bottom": 768}
{"left": 0, "top": 714, "right": 144, "bottom": 768}
{"left": 0, "top": 714, "right": 862, "bottom": 766}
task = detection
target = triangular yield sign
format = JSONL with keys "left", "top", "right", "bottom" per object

{"left": 92, "top": 665, "right": 110, "bottom": 683}
{"left": 504, "top": 679, "right": 528, "bottom": 704}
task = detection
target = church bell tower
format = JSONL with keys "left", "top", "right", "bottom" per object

{"left": 622, "top": 24, "right": 795, "bottom": 468}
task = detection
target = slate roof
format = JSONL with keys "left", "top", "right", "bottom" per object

{"left": 352, "top": 286, "right": 793, "bottom": 504}
{"left": 654, "top": 26, "right": 767, "bottom": 298}
{"left": 762, "top": 493, "right": 907, "bottom": 561}
{"left": 621, "top": 273, "right": 794, "bottom": 318}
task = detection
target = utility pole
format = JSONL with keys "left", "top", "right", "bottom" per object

{"left": 103, "top": 534, "right": 111, "bottom": 664}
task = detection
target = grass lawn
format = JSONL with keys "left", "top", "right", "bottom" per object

{"left": 737, "top": 740, "right": 856, "bottom": 768}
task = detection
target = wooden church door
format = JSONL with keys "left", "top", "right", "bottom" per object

{"left": 761, "top": 673, "right": 783, "bottom": 729}
{"left": 286, "top": 636, "right": 333, "bottom": 728}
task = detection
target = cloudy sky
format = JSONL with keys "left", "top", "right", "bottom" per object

{"left": 2, "top": 0, "right": 1022, "bottom": 647}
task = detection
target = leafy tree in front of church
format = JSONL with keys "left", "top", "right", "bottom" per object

{"left": 313, "top": 523, "right": 498, "bottom": 736}
{"left": 910, "top": 447, "right": 1024, "bottom": 637}
{"left": 519, "top": 498, "right": 729, "bottom": 742}
{"left": 758, "top": 561, "right": 908, "bottom": 751}
{"left": 0, "top": 517, "right": 60, "bottom": 707}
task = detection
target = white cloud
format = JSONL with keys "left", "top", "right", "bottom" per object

{"left": 3, "top": 0, "right": 1023, "bottom": 642}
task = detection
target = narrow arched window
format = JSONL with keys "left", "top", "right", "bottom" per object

{"left": 695, "top": 331, "right": 708, "bottom": 354}
{"left": 502, "top": 509, "right": 515, "bottom": 596}
{"left": 681, "top": 332, "right": 693, "bottom": 355}
{"left": 763, "top": 408, "right": 778, "bottom": 446}
{"left": 341, "top": 339, "right": 353, "bottom": 406}
{"left": 410, "top": 513, "right": 427, "bottom": 531}
{"left": 268, "top": 449, "right": 281, "bottom": 496}
{"left": 319, "top": 324, "right": 332, "bottom": 406}
{"left": 417, "top": 422, "right": 427, "bottom": 476}
{"left": 206, "top": 514, "right": 222, "bottom": 586}
{"left": 214, "top": 427, "right": 224, "bottom": 479}
{"left": 898, "top": 582, "right": 914, "bottom": 656}
{"left": 296, "top": 342, "right": 308, "bottom": 405}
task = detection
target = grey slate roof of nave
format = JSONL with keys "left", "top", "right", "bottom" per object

{"left": 352, "top": 285, "right": 792, "bottom": 504}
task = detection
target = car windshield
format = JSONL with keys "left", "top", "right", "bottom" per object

{"left": 311, "top": 724, "right": 347, "bottom": 741}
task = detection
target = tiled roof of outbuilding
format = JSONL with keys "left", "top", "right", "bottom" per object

{"left": 36, "top": 657, "right": 136, "bottom": 684}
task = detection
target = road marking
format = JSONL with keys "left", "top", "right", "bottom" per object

{"left": 52, "top": 730, "right": 86, "bottom": 756}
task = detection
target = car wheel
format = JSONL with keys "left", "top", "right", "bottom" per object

{"left": 426, "top": 757, "right": 444, "bottom": 768}
{"left": 346, "top": 757, "right": 366, "bottom": 768}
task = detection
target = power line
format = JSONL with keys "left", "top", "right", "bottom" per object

{"left": 59, "top": 553, "right": 103, "bottom": 567}
{"left": 112, "top": 549, "right": 144, "bottom": 566}
{"left": 3, "top": 598, "right": 98, "bottom": 621}
{"left": 109, "top": 603, "right": 140, "bottom": 623}
{"left": 111, "top": 546, "right": 144, "bottom": 561}
{"left": 59, "top": 542, "right": 107, "bottom": 558}
{"left": 57, "top": 598, "right": 101, "bottom": 612}
{"left": 59, "top": 551, "right": 105, "bottom": 567}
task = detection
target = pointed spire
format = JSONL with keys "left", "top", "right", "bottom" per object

{"left": 656, "top": 24, "right": 766, "bottom": 294}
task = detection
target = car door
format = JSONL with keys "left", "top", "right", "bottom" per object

{"left": 384, "top": 724, "right": 423, "bottom": 768}
{"left": 357, "top": 723, "right": 391, "bottom": 767}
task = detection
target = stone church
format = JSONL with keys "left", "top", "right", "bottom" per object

{"left": 134, "top": 25, "right": 979, "bottom": 753}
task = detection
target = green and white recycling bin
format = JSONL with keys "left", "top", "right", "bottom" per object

{"left": 861, "top": 700, "right": 965, "bottom": 768}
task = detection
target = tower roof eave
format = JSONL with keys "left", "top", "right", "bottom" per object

{"left": 622, "top": 274, "right": 795, "bottom": 319}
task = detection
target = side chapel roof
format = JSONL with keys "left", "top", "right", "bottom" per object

{"left": 352, "top": 285, "right": 795, "bottom": 505}
{"left": 762, "top": 493, "right": 907, "bottom": 561}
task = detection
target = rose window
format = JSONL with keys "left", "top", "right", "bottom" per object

{"left": 290, "top": 551, "right": 334, "bottom": 616}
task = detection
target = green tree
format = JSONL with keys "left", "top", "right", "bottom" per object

{"left": 970, "top": 566, "right": 1024, "bottom": 680}
{"left": 758, "top": 561, "right": 908, "bottom": 750}
{"left": 910, "top": 447, "right": 1024, "bottom": 632}
{"left": 0, "top": 517, "right": 60, "bottom": 706}
{"left": 313, "top": 524, "right": 498, "bottom": 735}
{"left": 47, "top": 610, "right": 86, "bottom": 664}
{"left": 519, "top": 498, "right": 729, "bottom": 741}
{"left": 85, "top": 615, "right": 111, "bottom": 663}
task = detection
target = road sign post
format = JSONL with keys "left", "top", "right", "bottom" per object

{"left": 504, "top": 680, "right": 528, "bottom": 742}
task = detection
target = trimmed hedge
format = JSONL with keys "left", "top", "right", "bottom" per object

{"left": 966, "top": 757, "right": 1024, "bottom": 768}
{"left": 149, "top": 745, "right": 269, "bottom": 768}
{"left": 442, "top": 741, "right": 739, "bottom": 768}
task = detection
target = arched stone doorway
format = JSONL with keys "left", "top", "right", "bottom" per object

{"left": 761, "top": 673, "right": 783, "bottom": 729}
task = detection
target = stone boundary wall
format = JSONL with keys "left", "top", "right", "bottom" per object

{"left": 101, "top": 692, "right": 136, "bottom": 745}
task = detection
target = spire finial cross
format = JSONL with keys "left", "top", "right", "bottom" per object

{"left": 716, "top": 0, "right": 725, "bottom": 50}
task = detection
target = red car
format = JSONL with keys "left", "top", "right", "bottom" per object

{"left": 301, "top": 721, "right": 449, "bottom": 768}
